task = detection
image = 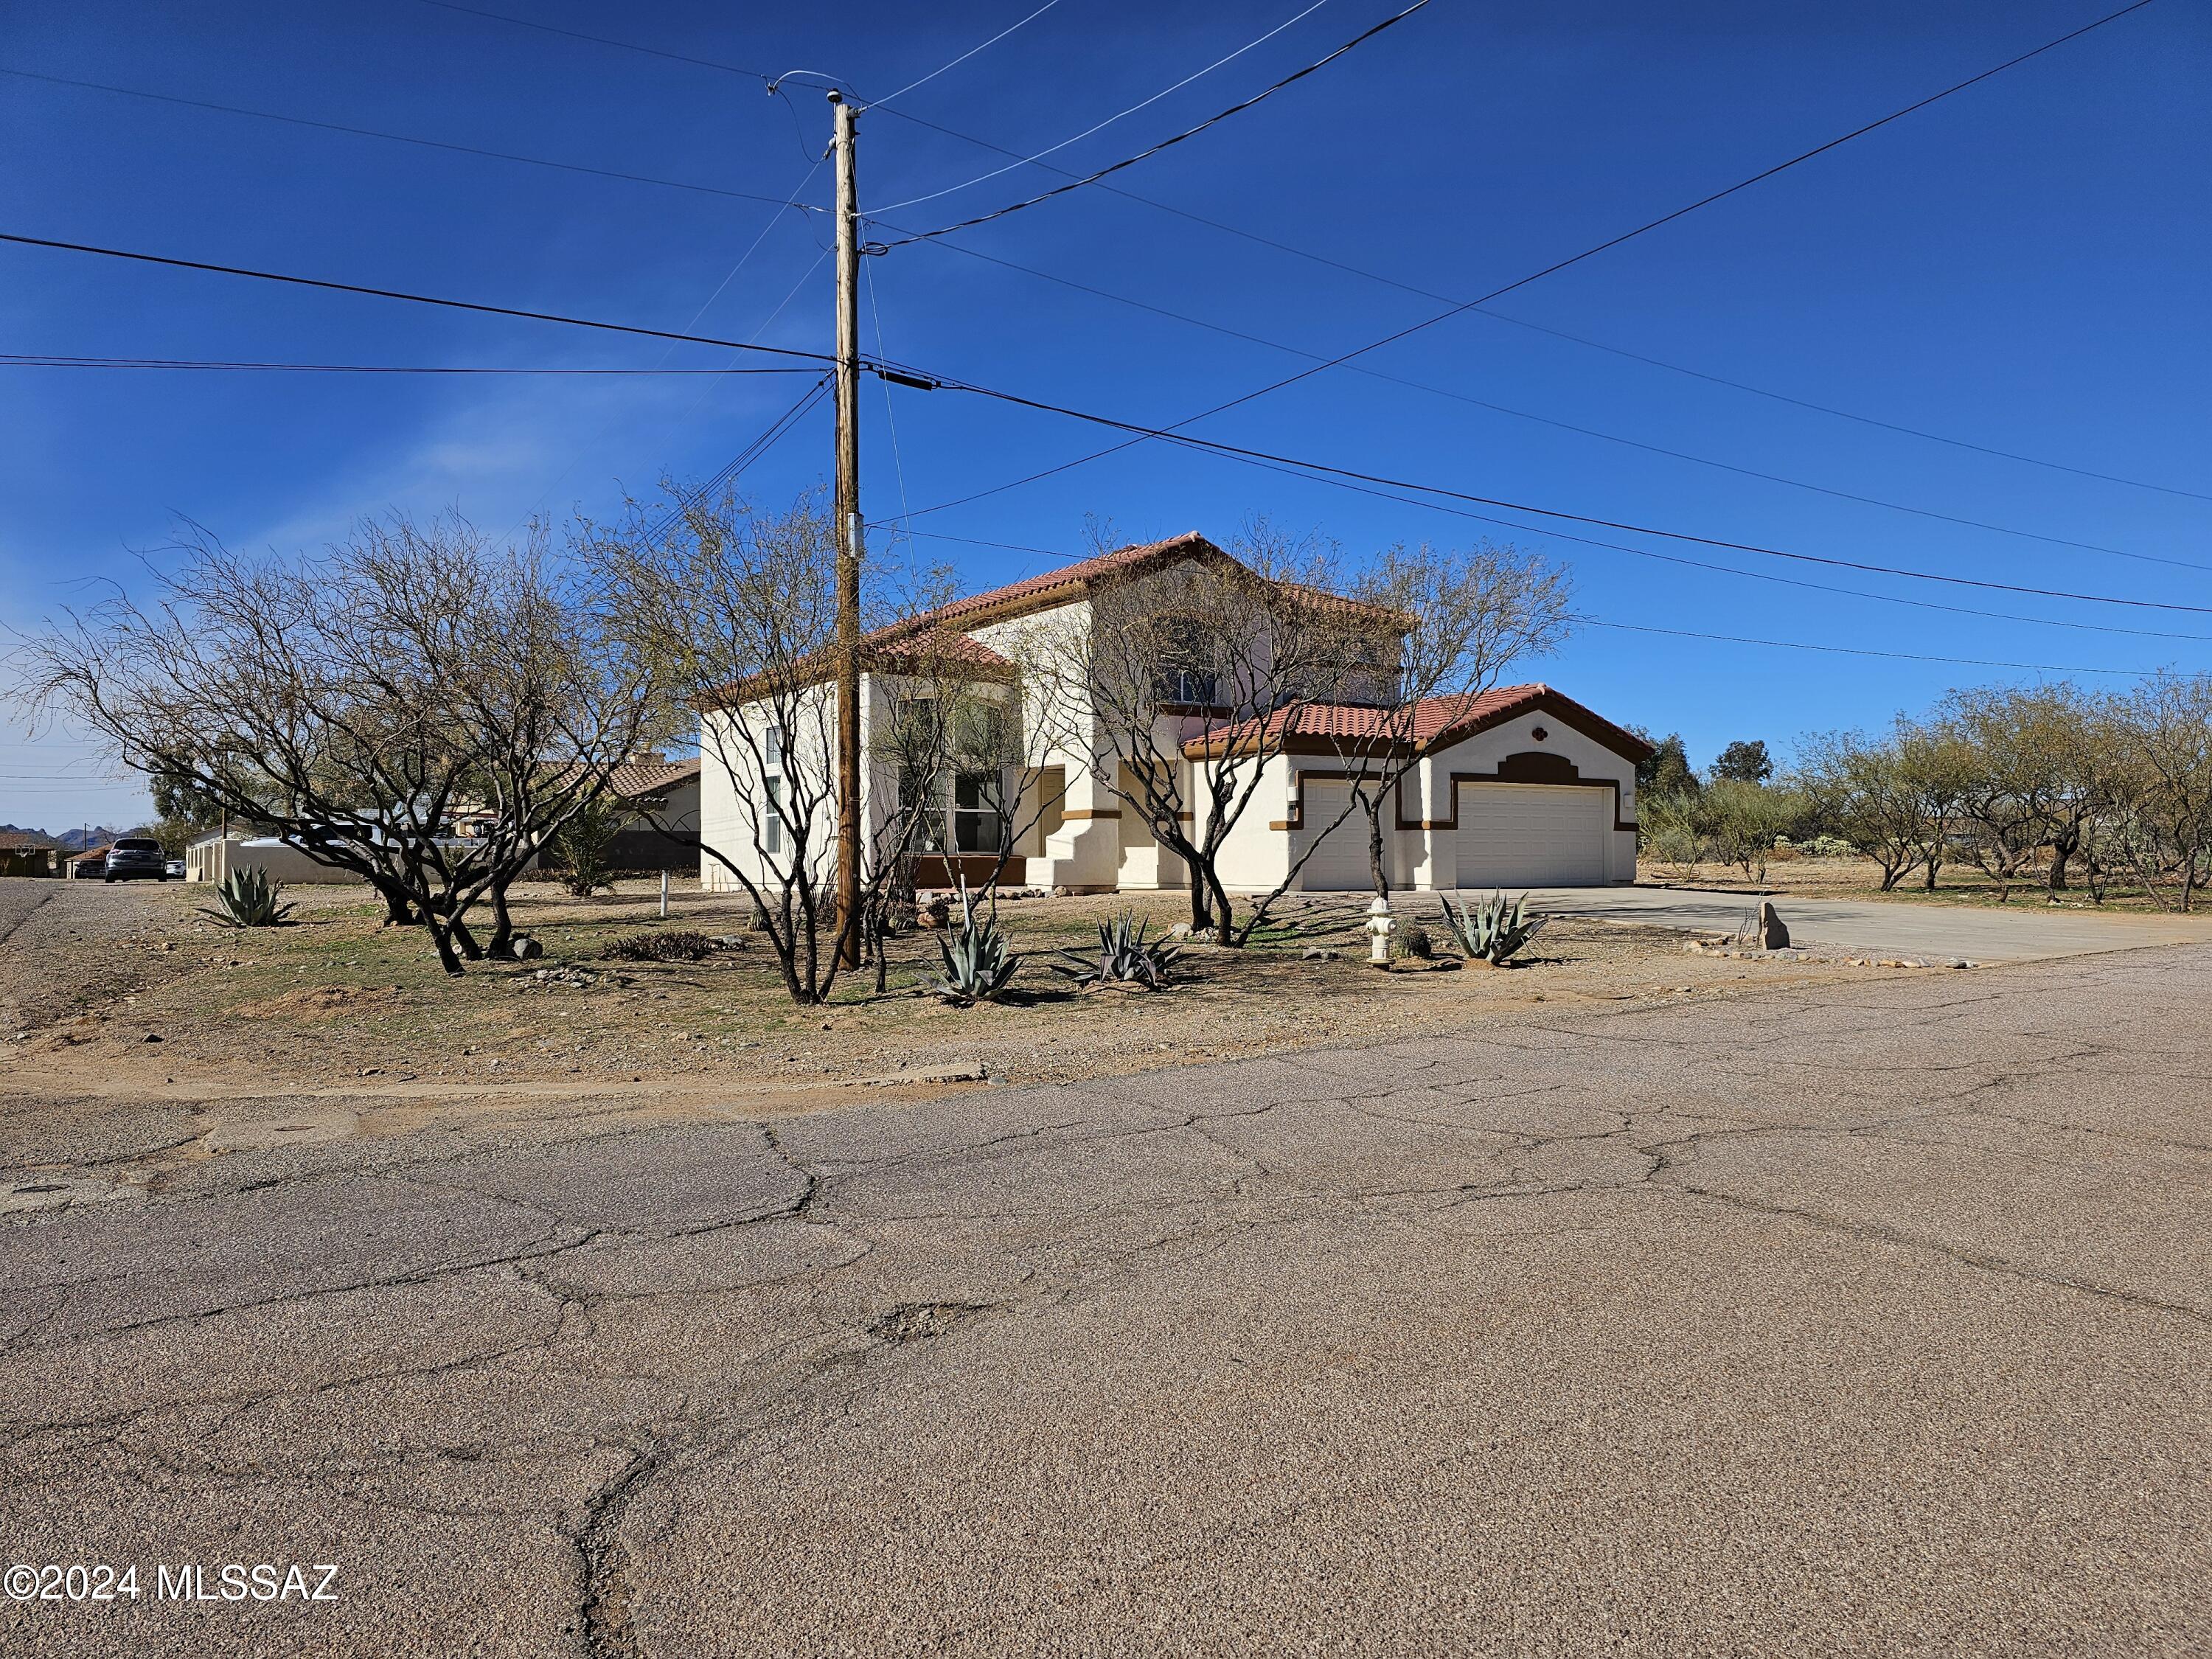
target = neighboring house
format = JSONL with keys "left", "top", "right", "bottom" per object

{"left": 536, "top": 757, "right": 703, "bottom": 874}
{"left": 187, "top": 832, "right": 363, "bottom": 885}
{"left": 0, "top": 831, "right": 61, "bottom": 877}
{"left": 65, "top": 844, "right": 114, "bottom": 880}
{"left": 699, "top": 532, "right": 1651, "bottom": 897}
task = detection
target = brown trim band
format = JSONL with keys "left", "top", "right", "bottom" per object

{"left": 1279, "top": 753, "right": 1637, "bottom": 834}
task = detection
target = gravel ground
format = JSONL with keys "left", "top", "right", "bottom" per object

{"left": 0, "top": 939, "right": 2205, "bottom": 1655}
{"left": 0, "top": 877, "right": 1893, "bottom": 1112}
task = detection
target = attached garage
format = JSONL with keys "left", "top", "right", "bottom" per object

{"left": 1452, "top": 781, "right": 1611, "bottom": 888}
{"left": 1191, "top": 682, "right": 1650, "bottom": 896}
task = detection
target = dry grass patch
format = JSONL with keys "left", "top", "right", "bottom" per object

{"left": 0, "top": 876, "right": 1902, "bottom": 1111}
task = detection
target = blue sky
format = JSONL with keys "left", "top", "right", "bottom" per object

{"left": 2, "top": 0, "right": 2206, "bottom": 831}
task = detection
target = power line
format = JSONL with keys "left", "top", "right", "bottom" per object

{"left": 872, "top": 0, "right": 1339, "bottom": 212}
{"left": 404, "top": 0, "right": 2196, "bottom": 502}
{"left": 902, "top": 0, "right": 2166, "bottom": 500}
{"left": 888, "top": 222, "right": 2207, "bottom": 572}
{"left": 0, "top": 231, "right": 837, "bottom": 365}
{"left": 872, "top": 526, "right": 2161, "bottom": 675}
{"left": 408, "top": 0, "right": 777, "bottom": 83}
{"left": 876, "top": 476, "right": 2212, "bottom": 646}
{"left": 0, "top": 66, "right": 829, "bottom": 216}
{"left": 864, "top": 0, "right": 1065, "bottom": 112}
{"left": 876, "top": 0, "right": 1430, "bottom": 239}
{"left": 894, "top": 368, "right": 2212, "bottom": 615}
{"left": 0, "top": 353, "right": 821, "bottom": 375}
{"left": 1571, "top": 618, "right": 2154, "bottom": 678}
{"left": 640, "top": 374, "right": 833, "bottom": 547}
{"left": 1464, "top": 309, "right": 2212, "bottom": 505}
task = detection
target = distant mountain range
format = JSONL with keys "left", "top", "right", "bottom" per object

{"left": 0, "top": 824, "right": 134, "bottom": 850}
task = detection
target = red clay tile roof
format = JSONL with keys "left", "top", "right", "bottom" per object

{"left": 861, "top": 626, "right": 1014, "bottom": 673}
{"left": 705, "top": 531, "right": 1395, "bottom": 706}
{"left": 914, "top": 532, "right": 1220, "bottom": 630}
{"left": 1183, "top": 684, "right": 1654, "bottom": 762}
{"left": 601, "top": 758, "right": 701, "bottom": 800}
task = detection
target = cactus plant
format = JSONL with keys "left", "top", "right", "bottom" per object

{"left": 929, "top": 889, "right": 1021, "bottom": 1005}
{"left": 1052, "top": 911, "right": 1182, "bottom": 990}
{"left": 1438, "top": 890, "right": 1545, "bottom": 964}
{"left": 199, "top": 866, "right": 295, "bottom": 929}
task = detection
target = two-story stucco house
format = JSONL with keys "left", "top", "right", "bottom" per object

{"left": 699, "top": 532, "right": 1651, "bottom": 897}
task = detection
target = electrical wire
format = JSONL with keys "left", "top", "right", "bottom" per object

{"left": 1569, "top": 618, "right": 2154, "bottom": 678}
{"left": 877, "top": 512, "right": 2212, "bottom": 645}
{"left": 872, "top": 0, "right": 1340, "bottom": 212}
{"left": 406, "top": 0, "right": 2194, "bottom": 499}
{"left": 899, "top": 0, "right": 2166, "bottom": 497}
{"left": 402, "top": 0, "right": 2197, "bottom": 501}
{"left": 872, "top": 526, "right": 2163, "bottom": 675}
{"left": 408, "top": 0, "right": 777, "bottom": 83}
{"left": 0, "top": 232, "right": 838, "bottom": 365}
{"left": 875, "top": 1, "right": 1435, "bottom": 239}
{"left": 0, "top": 67, "right": 827, "bottom": 216}
{"left": 864, "top": 0, "right": 1065, "bottom": 112}
{"left": 863, "top": 257, "right": 919, "bottom": 580}
{"left": 888, "top": 222, "right": 2205, "bottom": 572}
{"left": 639, "top": 374, "right": 833, "bottom": 547}
{"left": 886, "top": 367, "right": 2212, "bottom": 614}
{"left": 0, "top": 354, "right": 821, "bottom": 374}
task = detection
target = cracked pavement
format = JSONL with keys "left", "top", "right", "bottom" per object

{"left": 3, "top": 946, "right": 2209, "bottom": 1656}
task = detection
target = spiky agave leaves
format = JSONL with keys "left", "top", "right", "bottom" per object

{"left": 930, "top": 887, "right": 1021, "bottom": 1005}
{"left": 1438, "top": 889, "right": 1545, "bottom": 964}
{"left": 200, "top": 866, "right": 296, "bottom": 929}
{"left": 1051, "top": 910, "right": 1182, "bottom": 990}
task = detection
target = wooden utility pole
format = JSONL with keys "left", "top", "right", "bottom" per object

{"left": 830, "top": 91, "right": 863, "bottom": 968}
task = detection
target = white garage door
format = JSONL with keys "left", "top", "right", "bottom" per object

{"left": 1453, "top": 783, "right": 1609, "bottom": 888}
{"left": 1295, "top": 782, "right": 1373, "bottom": 891}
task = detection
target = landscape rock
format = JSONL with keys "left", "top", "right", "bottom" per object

{"left": 1756, "top": 901, "right": 1790, "bottom": 950}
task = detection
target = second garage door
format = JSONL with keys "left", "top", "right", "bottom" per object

{"left": 1453, "top": 782, "right": 1609, "bottom": 888}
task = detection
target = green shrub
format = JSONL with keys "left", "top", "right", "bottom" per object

{"left": 605, "top": 929, "right": 716, "bottom": 962}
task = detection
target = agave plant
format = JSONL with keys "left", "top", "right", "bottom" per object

{"left": 200, "top": 866, "right": 295, "bottom": 929}
{"left": 1052, "top": 911, "right": 1181, "bottom": 991}
{"left": 930, "top": 888, "right": 1021, "bottom": 1005}
{"left": 1438, "top": 890, "right": 1545, "bottom": 964}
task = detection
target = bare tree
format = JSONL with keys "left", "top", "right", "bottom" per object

{"left": 591, "top": 488, "right": 994, "bottom": 1004}
{"left": 1795, "top": 726, "right": 1926, "bottom": 891}
{"left": 2107, "top": 672, "right": 2212, "bottom": 912}
{"left": 1029, "top": 521, "right": 1360, "bottom": 944}
{"left": 1320, "top": 540, "right": 1573, "bottom": 900}
{"left": 21, "top": 515, "right": 655, "bottom": 973}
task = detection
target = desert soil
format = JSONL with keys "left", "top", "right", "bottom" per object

{"left": 0, "top": 876, "right": 1904, "bottom": 1121}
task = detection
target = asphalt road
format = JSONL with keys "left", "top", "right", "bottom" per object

{"left": 1520, "top": 883, "right": 2212, "bottom": 961}
{"left": 3, "top": 946, "right": 2208, "bottom": 1656}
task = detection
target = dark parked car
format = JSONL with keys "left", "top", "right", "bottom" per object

{"left": 102, "top": 838, "right": 169, "bottom": 882}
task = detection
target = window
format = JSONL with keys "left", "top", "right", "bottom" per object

{"left": 763, "top": 776, "right": 785, "bottom": 855}
{"left": 952, "top": 773, "right": 1007, "bottom": 854}
{"left": 1151, "top": 617, "right": 1221, "bottom": 707}
{"left": 900, "top": 770, "right": 1007, "bottom": 855}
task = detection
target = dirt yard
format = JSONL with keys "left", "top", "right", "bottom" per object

{"left": 0, "top": 875, "right": 1899, "bottom": 1119}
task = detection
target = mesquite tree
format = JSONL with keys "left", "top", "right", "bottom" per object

{"left": 22, "top": 515, "right": 655, "bottom": 974}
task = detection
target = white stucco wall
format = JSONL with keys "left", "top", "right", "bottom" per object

{"left": 1200, "top": 702, "right": 1641, "bottom": 894}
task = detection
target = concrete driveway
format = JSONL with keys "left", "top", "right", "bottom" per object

{"left": 3, "top": 946, "right": 2208, "bottom": 1655}
{"left": 1517, "top": 883, "right": 2212, "bottom": 961}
